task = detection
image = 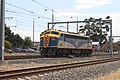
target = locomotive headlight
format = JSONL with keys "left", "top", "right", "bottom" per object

{"left": 51, "top": 38, "right": 55, "bottom": 40}
{"left": 51, "top": 37, "right": 55, "bottom": 40}
{"left": 40, "top": 39, "right": 42, "bottom": 41}
{"left": 43, "top": 40, "right": 48, "bottom": 44}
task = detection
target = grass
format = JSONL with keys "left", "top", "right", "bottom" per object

{"left": 58, "top": 60, "right": 91, "bottom": 64}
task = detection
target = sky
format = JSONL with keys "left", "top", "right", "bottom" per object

{"left": 5, "top": 0, "right": 120, "bottom": 42}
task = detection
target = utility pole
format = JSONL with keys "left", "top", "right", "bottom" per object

{"left": 45, "top": 9, "right": 54, "bottom": 30}
{"left": 118, "top": 40, "right": 120, "bottom": 54}
{"left": 109, "top": 20, "right": 113, "bottom": 57}
{"left": 51, "top": 9, "right": 54, "bottom": 29}
{"left": 67, "top": 22, "right": 69, "bottom": 32}
{"left": 0, "top": 0, "right": 5, "bottom": 60}
{"left": 76, "top": 17, "right": 78, "bottom": 33}
{"left": 33, "top": 18, "right": 35, "bottom": 46}
{"left": 70, "top": 16, "right": 79, "bottom": 33}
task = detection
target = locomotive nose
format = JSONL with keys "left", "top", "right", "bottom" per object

{"left": 43, "top": 35, "right": 50, "bottom": 47}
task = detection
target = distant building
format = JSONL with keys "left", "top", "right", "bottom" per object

{"left": 32, "top": 42, "right": 40, "bottom": 46}
{"left": 101, "top": 42, "right": 118, "bottom": 52}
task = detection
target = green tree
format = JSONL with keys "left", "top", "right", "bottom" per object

{"left": 79, "top": 17, "right": 110, "bottom": 45}
{"left": 23, "top": 37, "right": 32, "bottom": 48}
{"left": 4, "top": 40, "right": 12, "bottom": 49}
{"left": 5, "top": 25, "right": 24, "bottom": 48}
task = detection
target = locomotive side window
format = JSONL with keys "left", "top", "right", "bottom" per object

{"left": 51, "top": 31, "right": 59, "bottom": 35}
{"left": 71, "top": 35, "right": 87, "bottom": 40}
{"left": 64, "top": 34, "right": 88, "bottom": 41}
{"left": 77, "top": 36, "right": 87, "bottom": 40}
{"left": 45, "top": 32, "right": 50, "bottom": 34}
{"left": 66, "top": 34, "right": 73, "bottom": 38}
{"left": 61, "top": 34, "right": 63, "bottom": 37}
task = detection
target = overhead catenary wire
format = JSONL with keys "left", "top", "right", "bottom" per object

{"left": 6, "top": 10, "right": 49, "bottom": 27}
{"left": 32, "top": 0, "right": 70, "bottom": 19}
{"left": 6, "top": 20, "right": 43, "bottom": 28}
{"left": 15, "top": 27, "right": 41, "bottom": 32}
{"left": 5, "top": 2, "right": 51, "bottom": 20}
{"left": 6, "top": 11, "right": 49, "bottom": 22}
{"left": 32, "top": 0, "right": 52, "bottom": 10}
{"left": 6, "top": 9, "right": 34, "bottom": 16}
{"left": 5, "top": 2, "right": 34, "bottom": 14}
{"left": 5, "top": 2, "right": 47, "bottom": 42}
{"left": 7, "top": 25, "right": 41, "bottom": 32}
{"left": 5, "top": 2, "right": 51, "bottom": 28}
{"left": 5, "top": 18, "right": 47, "bottom": 27}
{"left": 5, "top": 15, "right": 47, "bottom": 29}
{"left": 6, "top": 9, "right": 51, "bottom": 20}
{"left": 6, "top": 17, "right": 45, "bottom": 26}
{"left": 6, "top": 11, "right": 33, "bottom": 20}
{"left": 6, "top": 2, "right": 66, "bottom": 22}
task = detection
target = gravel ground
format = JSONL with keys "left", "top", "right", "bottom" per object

{"left": 1, "top": 54, "right": 120, "bottom": 80}
{"left": 14, "top": 61, "right": 120, "bottom": 80}
{"left": 0, "top": 54, "right": 120, "bottom": 71}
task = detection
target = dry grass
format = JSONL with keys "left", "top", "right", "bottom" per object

{"left": 96, "top": 69, "right": 120, "bottom": 80}
{"left": 4, "top": 52, "right": 40, "bottom": 56}
{"left": 0, "top": 66, "right": 17, "bottom": 71}
{"left": 0, "top": 63, "right": 53, "bottom": 71}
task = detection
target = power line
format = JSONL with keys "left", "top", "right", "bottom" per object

{"left": 6, "top": 18, "right": 45, "bottom": 28}
{"left": 6, "top": 20, "right": 42, "bottom": 27}
{"left": 32, "top": 0, "right": 52, "bottom": 10}
{"left": 5, "top": 2, "right": 34, "bottom": 13}
{"left": 17, "top": 28, "right": 41, "bottom": 32}
{"left": 6, "top": 11, "right": 48, "bottom": 22}
{"left": 7, "top": 23, "right": 41, "bottom": 32}
{"left": 6, "top": 11, "right": 33, "bottom": 19}
{"left": 5, "top": 14, "right": 48, "bottom": 27}
{"left": 11, "top": 27, "right": 41, "bottom": 32}
{"left": 54, "top": 10, "right": 70, "bottom": 19}
{"left": 5, "top": 12, "right": 47, "bottom": 27}
{"left": 6, "top": 2, "right": 51, "bottom": 20}
{"left": 6, "top": 9, "right": 34, "bottom": 16}
{"left": 32, "top": 0, "right": 70, "bottom": 19}
{"left": 6, "top": 9, "right": 51, "bottom": 20}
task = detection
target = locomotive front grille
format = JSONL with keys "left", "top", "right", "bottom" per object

{"left": 43, "top": 36, "right": 50, "bottom": 47}
{"left": 43, "top": 40, "right": 48, "bottom": 44}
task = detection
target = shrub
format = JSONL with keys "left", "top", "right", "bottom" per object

{"left": 5, "top": 40, "right": 12, "bottom": 49}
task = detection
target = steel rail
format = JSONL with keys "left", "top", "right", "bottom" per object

{"left": 0, "top": 58, "right": 120, "bottom": 79}
{"left": 4, "top": 55, "right": 42, "bottom": 60}
{"left": 4, "top": 53, "right": 119, "bottom": 60}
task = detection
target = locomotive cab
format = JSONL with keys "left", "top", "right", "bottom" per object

{"left": 40, "top": 30, "right": 60, "bottom": 56}
{"left": 41, "top": 30, "right": 60, "bottom": 47}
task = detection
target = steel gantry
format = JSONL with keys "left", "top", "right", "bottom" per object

{"left": 47, "top": 19, "right": 113, "bottom": 57}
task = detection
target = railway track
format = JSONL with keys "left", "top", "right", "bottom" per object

{"left": 4, "top": 53, "right": 119, "bottom": 60}
{"left": 0, "top": 58, "right": 120, "bottom": 80}
{"left": 4, "top": 55, "right": 42, "bottom": 60}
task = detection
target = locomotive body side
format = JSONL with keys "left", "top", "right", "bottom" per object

{"left": 58, "top": 33, "right": 92, "bottom": 49}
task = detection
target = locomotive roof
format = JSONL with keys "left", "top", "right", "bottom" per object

{"left": 45, "top": 30, "right": 90, "bottom": 38}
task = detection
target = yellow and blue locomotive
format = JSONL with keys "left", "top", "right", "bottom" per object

{"left": 40, "top": 30, "right": 92, "bottom": 57}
